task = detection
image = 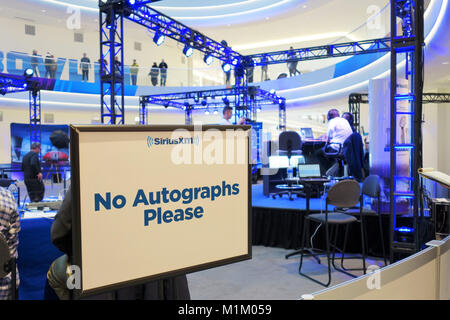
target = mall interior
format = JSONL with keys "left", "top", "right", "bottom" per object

{"left": 0, "top": 0, "right": 449, "bottom": 301}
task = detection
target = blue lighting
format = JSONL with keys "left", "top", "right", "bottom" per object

{"left": 128, "top": 0, "right": 136, "bottom": 5}
{"left": 395, "top": 227, "right": 414, "bottom": 233}
{"left": 24, "top": 68, "right": 34, "bottom": 77}
{"left": 153, "top": 32, "right": 165, "bottom": 46}
{"left": 183, "top": 44, "right": 193, "bottom": 57}
{"left": 269, "top": 89, "right": 276, "bottom": 95}
{"left": 222, "top": 63, "right": 231, "bottom": 72}
{"left": 23, "top": 83, "right": 28, "bottom": 89}
{"left": 204, "top": 54, "right": 213, "bottom": 65}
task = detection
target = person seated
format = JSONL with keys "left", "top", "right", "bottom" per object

{"left": 316, "top": 109, "right": 353, "bottom": 176}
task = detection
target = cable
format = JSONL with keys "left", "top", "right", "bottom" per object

{"left": 310, "top": 184, "right": 327, "bottom": 249}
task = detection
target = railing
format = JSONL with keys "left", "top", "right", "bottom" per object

{"left": 303, "top": 236, "right": 450, "bottom": 300}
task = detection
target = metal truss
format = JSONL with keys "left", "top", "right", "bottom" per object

{"left": 99, "top": 0, "right": 126, "bottom": 124}
{"left": 139, "top": 86, "right": 286, "bottom": 125}
{"left": 246, "top": 38, "right": 391, "bottom": 66}
{"left": 124, "top": 1, "right": 243, "bottom": 65}
{"left": 0, "top": 73, "right": 42, "bottom": 148}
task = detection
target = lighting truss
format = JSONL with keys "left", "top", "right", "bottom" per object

{"left": 246, "top": 37, "right": 391, "bottom": 66}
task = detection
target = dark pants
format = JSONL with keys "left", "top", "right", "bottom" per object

{"left": 131, "top": 75, "right": 137, "bottom": 86}
{"left": 151, "top": 77, "right": 157, "bottom": 86}
{"left": 32, "top": 65, "right": 39, "bottom": 77}
{"left": 82, "top": 70, "right": 89, "bottom": 81}
{"left": 316, "top": 145, "right": 339, "bottom": 176}
{"left": 24, "top": 178, "right": 45, "bottom": 202}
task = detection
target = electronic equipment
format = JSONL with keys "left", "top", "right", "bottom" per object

{"left": 300, "top": 128, "right": 314, "bottom": 140}
{"left": 298, "top": 164, "right": 322, "bottom": 178}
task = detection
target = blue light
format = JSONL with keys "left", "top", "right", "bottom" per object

{"left": 24, "top": 68, "right": 34, "bottom": 77}
{"left": 204, "top": 54, "right": 213, "bottom": 65}
{"left": 128, "top": 0, "right": 136, "bottom": 5}
{"left": 395, "top": 227, "right": 414, "bottom": 233}
{"left": 269, "top": 89, "right": 276, "bottom": 95}
{"left": 153, "top": 32, "right": 165, "bottom": 46}
{"left": 222, "top": 63, "right": 231, "bottom": 72}
{"left": 183, "top": 44, "right": 193, "bottom": 57}
{"left": 23, "top": 83, "right": 28, "bottom": 89}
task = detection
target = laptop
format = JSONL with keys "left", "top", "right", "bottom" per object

{"left": 300, "top": 128, "right": 314, "bottom": 140}
{"left": 298, "top": 164, "right": 322, "bottom": 178}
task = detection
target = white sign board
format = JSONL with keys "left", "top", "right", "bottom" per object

{"left": 70, "top": 125, "right": 251, "bottom": 297}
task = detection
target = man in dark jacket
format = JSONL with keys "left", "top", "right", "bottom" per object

{"left": 21, "top": 142, "right": 44, "bottom": 202}
{"left": 47, "top": 187, "right": 191, "bottom": 300}
{"left": 159, "top": 59, "right": 168, "bottom": 86}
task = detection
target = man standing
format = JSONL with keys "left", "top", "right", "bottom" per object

{"left": 149, "top": 62, "right": 159, "bottom": 86}
{"left": 30, "top": 50, "right": 40, "bottom": 77}
{"left": 0, "top": 187, "right": 20, "bottom": 300}
{"left": 219, "top": 106, "right": 246, "bottom": 125}
{"left": 316, "top": 109, "right": 353, "bottom": 175}
{"left": 21, "top": 142, "right": 44, "bottom": 202}
{"left": 44, "top": 52, "right": 52, "bottom": 78}
{"left": 80, "top": 53, "right": 91, "bottom": 82}
{"left": 159, "top": 59, "right": 168, "bottom": 86}
{"left": 130, "top": 59, "right": 139, "bottom": 86}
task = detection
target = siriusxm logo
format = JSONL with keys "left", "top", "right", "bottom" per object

{"left": 147, "top": 136, "right": 200, "bottom": 148}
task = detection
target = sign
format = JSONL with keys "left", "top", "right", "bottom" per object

{"left": 70, "top": 125, "right": 251, "bottom": 297}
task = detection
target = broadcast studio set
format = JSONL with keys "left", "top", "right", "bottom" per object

{"left": 0, "top": 0, "right": 449, "bottom": 303}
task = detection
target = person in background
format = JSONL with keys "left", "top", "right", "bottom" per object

{"left": 49, "top": 55, "right": 57, "bottom": 79}
{"left": 159, "top": 59, "right": 168, "bottom": 86}
{"left": 224, "top": 69, "right": 231, "bottom": 86}
{"left": 247, "top": 64, "right": 254, "bottom": 83}
{"left": 21, "top": 142, "right": 44, "bottom": 203}
{"left": 261, "top": 55, "right": 268, "bottom": 81}
{"left": 130, "top": 59, "right": 139, "bottom": 86}
{"left": 79, "top": 53, "right": 91, "bottom": 82}
{"left": 46, "top": 187, "right": 190, "bottom": 300}
{"left": 0, "top": 187, "right": 20, "bottom": 300}
{"left": 316, "top": 109, "right": 353, "bottom": 176}
{"left": 219, "top": 106, "right": 246, "bottom": 125}
{"left": 44, "top": 52, "right": 52, "bottom": 78}
{"left": 30, "top": 50, "right": 40, "bottom": 77}
{"left": 149, "top": 62, "right": 159, "bottom": 86}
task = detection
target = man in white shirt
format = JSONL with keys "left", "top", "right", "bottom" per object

{"left": 316, "top": 109, "right": 353, "bottom": 175}
{"left": 219, "top": 106, "right": 246, "bottom": 125}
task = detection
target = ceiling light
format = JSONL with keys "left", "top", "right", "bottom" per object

{"left": 222, "top": 62, "right": 231, "bottom": 72}
{"left": 153, "top": 32, "right": 165, "bottom": 46}
{"left": 204, "top": 54, "right": 213, "bottom": 65}
{"left": 183, "top": 44, "right": 193, "bottom": 57}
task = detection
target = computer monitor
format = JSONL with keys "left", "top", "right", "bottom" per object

{"left": 298, "top": 164, "right": 322, "bottom": 178}
{"left": 269, "top": 155, "right": 305, "bottom": 168}
{"left": 300, "top": 128, "right": 314, "bottom": 139}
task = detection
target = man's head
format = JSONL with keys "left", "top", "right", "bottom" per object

{"left": 133, "top": 59, "right": 136, "bottom": 63}
{"left": 342, "top": 112, "right": 354, "bottom": 126}
{"left": 161, "top": 59, "right": 165, "bottom": 63}
{"left": 31, "top": 142, "right": 41, "bottom": 152}
{"left": 327, "top": 109, "right": 340, "bottom": 121}
{"left": 83, "top": 53, "right": 87, "bottom": 58}
{"left": 223, "top": 106, "right": 233, "bottom": 120}
{"left": 33, "top": 50, "right": 37, "bottom": 54}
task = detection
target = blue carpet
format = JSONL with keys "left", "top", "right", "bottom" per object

{"left": 17, "top": 217, "right": 63, "bottom": 300}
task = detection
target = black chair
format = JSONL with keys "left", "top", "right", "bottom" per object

{"left": 323, "top": 142, "right": 346, "bottom": 177}
{"left": 0, "top": 234, "right": 17, "bottom": 300}
{"left": 336, "top": 175, "right": 388, "bottom": 268}
{"left": 271, "top": 131, "right": 304, "bottom": 199}
{"left": 298, "top": 179, "right": 367, "bottom": 287}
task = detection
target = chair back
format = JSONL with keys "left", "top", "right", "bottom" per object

{"left": 279, "top": 131, "right": 302, "bottom": 154}
{"left": 0, "top": 233, "right": 11, "bottom": 278}
{"left": 361, "top": 175, "right": 381, "bottom": 198}
{"left": 326, "top": 179, "right": 361, "bottom": 208}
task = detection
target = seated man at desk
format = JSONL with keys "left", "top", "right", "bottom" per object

{"left": 219, "top": 106, "right": 246, "bottom": 125}
{"left": 316, "top": 109, "right": 353, "bottom": 176}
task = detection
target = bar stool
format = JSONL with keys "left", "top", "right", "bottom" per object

{"left": 298, "top": 179, "right": 367, "bottom": 287}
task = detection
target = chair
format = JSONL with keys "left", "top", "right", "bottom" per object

{"left": 0, "top": 234, "right": 17, "bottom": 300}
{"left": 336, "top": 175, "right": 388, "bottom": 268}
{"left": 271, "top": 131, "right": 304, "bottom": 199}
{"left": 298, "top": 179, "right": 367, "bottom": 287}
{"left": 342, "top": 131, "right": 365, "bottom": 182}
{"left": 323, "top": 142, "right": 346, "bottom": 177}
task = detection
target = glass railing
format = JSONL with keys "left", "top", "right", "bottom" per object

{"left": 0, "top": 51, "right": 347, "bottom": 88}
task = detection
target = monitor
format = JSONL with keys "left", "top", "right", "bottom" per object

{"left": 300, "top": 128, "right": 314, "bottom": 139}
{"left": 298, "top": 164, "right": 321, "bottom": 178}
{"left": 269, "top": 155, "right": 305, "bottom": 168}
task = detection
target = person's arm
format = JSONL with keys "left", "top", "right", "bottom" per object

{"left": 31, "top": 153, "right": 42, "bottom": 180}
{"left": 2, "top": 189, "right": 20, "bottom": 258}
{"left": 51, "top": 187, "right": 73, "bottom": 256}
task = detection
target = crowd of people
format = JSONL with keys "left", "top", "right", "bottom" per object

{"left": 29, "top": 50, "right": 169, "bottom": 86}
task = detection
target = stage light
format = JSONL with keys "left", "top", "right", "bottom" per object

{"left": 269, "top": 89, "right": 276, "bottom": 95}
{"left": 153, "top": 32, "right": 165, "bottom": 46}
{"left": 205, "top": 109, "right": 210, "bottom": 115}
{"left": 222, "top": 62, "right": 231, "bottom": 72}
{"left": 204, "top": 54, "right": 213, "bottom": 65}
{"left": 24, "top": 68, "right": 34, "bottom": 77}
{"left": 213, "top": 109, "right": 218, "bottom": 115}
{"left": 128, "top": 0, "right": 136, "bottom": 5}
{"left": 23, "top": 83, "right": 28, "bottom": 89}
{"left": 278, "top": 98, "right": 284, "bottom": 104}
{"left": 183, "top": 44, "right": 193, "bottom": 57}
{"left": 201, "top": 98, "right": 207, "bottom": 106}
